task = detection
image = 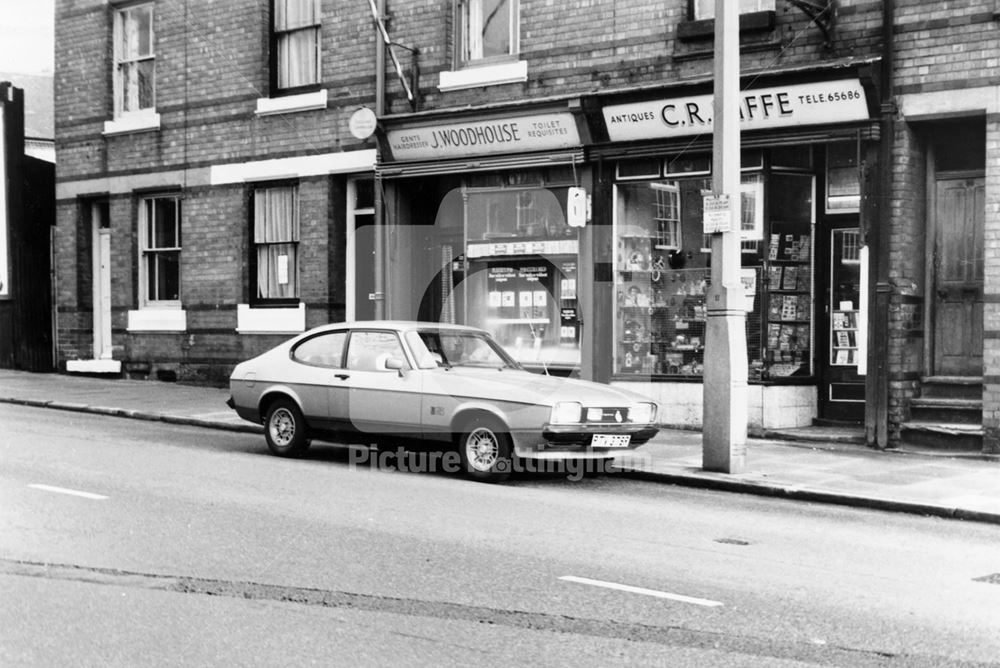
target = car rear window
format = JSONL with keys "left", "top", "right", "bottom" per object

{"left": 292, "top": 331, "right": 347, "bottom": 367}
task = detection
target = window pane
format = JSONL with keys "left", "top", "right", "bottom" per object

{"left": 254, "top": 187, "right": 299, "bottom": 242}
{"left": 276, "top": 0, "right": 319, "bottom": 30}
{"left": 257, "top": 243, "right": 298, "bottom": 299}
{"left": 148, "top": 251, "right": 180, "bottom": 301}
{"left": 293, "top": 331, "right": 347, "bottom": 367}
{"left": 121, "top": 60, "right": 155, "bottom": 111}
{"left": 122, "top": 5, "right": 153, "bottom": 59}
{"left": 153, "top": 198, "right": 178, "bottom": 248}
{"left": 696, "top": 0, "right": 772, "bottom": 20}
{"left": 278, "top": 28, "right": 319, "bottom": 88}
{"left": 346, "top": 331, "right": 408, "bottom": 371}
{"left": 465, "top": 0, "right": 513, "bottom": 60}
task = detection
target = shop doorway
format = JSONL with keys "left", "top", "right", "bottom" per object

{"left": 932, "top": 177, "right": 984, "bottom": 375}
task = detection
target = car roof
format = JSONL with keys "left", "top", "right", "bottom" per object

{"left": 303, "top": 320, "right": 489, "bottom": 336}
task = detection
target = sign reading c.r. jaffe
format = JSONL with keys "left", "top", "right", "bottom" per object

{"left": 603, "top": 79, "right": 869, "bottom": 142}
{"left": 386, "top": 112, "right": 580, "bottom": 161}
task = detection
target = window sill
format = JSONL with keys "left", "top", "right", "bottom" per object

{"left": 66, "top": 359, "right": 122, "bottom": 374}
{"left": 676, "top": 10, "right": 776, "bottom": 41}
{"left": 438, "top": 60, "right": 528, "bottom": 92}
{"left": 127, "top": 308, "right": 187, "bottom": 332}
{"left": 255, "top": 90, "right": 328, "bottom": 116}
{"left": 103, "top": 112, "right": 161, "bottom": 136}
{"left": 237, "top": 303, "right": 305, "bottom": 334}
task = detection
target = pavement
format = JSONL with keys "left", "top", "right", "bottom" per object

{"left": 1, "top": 369, "right": 998, "bottom": 525}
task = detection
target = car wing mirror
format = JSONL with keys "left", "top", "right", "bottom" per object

{"left": 384, "top": 356, "right": 406, "bottom": 376}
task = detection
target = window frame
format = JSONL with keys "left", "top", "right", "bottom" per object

{"left": 455, "top": 0, "right": 520, "bottom": 68}
{"left": 270, "top": 0, "right": 322, "bottom": 96}
{"left": 138, "top": 193, "right": 182, "bottom": 308}
{"left": 692, "top": 0, "right": 775, "bottom": 21}
{"left": 112, "top": 2, "right": 156, "bottom": 118}
{"left": 249, "top": 180, "right": 301, "bottom": 307}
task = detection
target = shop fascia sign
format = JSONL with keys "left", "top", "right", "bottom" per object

{"left": 603, "top": 79, "right": 869, "bottom": 142}
{"left": 386, "top": 112, "right": 580, "bottom": 161}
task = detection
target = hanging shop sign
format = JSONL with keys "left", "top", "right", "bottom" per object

{"left": 386, "top": 112, "right": 580, "bottom": 161}
{"left": 603, "top": 79, "right": 869, "bottom": 142}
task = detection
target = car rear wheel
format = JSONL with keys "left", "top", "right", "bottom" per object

{"left": 264, "top": 398, "right": 311, "bottom": 458}
{"left": 458, "top": 416, "right": 513, "bottom": 483}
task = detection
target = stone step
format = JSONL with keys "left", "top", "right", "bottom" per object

{"left": 899, "top": 421, "right": 983, "bottom": 451}
{"left": 909, "top": 397, "right": 982, "bottom": 425}
{"left": 919, "top": 376, "right": 983, "bottom": 400}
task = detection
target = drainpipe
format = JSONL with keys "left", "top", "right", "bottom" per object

{"left": 866, "top": 0, "right": 894, "bottom": 447}
{"left": 373, "top": 0, "right": 386, "bottom": 320}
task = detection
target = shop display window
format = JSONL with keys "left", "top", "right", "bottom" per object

{"left": 461, "top": 188, "right": 581, "bottom": 371}
{"left": 613, "top": 160, "right": 815, "bottom": 381}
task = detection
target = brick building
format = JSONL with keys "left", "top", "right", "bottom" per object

{"left": 54, "top": 0, "right": 378, "bottom": 383}
{"left": 52, "top": 1, "right": 1000, "bottom": 452}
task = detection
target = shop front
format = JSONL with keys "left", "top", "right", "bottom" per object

{"left": 591, "top": 70, "right": 880, "bottom": 429}
{"left": 376, "top": 107, "right": 591, "bottom": 376}
{"left": 374, "top": 67, "right": 881, "bottom": 430}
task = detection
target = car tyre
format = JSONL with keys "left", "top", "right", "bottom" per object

{"left": 458, "top": 416, "right": 513, "bottom": 483}
{"left": 264, "top": 398, "right": 311, "bottom": 458}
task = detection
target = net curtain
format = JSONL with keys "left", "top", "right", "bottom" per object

{"left": 255, "top": 187, "right": 300, "bottom": 299}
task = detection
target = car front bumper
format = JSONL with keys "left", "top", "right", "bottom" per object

{"left": 508, "top": 423, "right": 658, "bottom": 459}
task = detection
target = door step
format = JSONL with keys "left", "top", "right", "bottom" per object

{"left": 899, "top": 421, "right": 983, "bottom": 451}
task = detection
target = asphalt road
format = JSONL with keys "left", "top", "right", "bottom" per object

{"left": 2, "top": 404, "right": 998, "bottom": 667}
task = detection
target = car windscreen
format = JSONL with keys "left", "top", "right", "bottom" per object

{"left": 406, "top": 330, "right": 520, "bottom": 370}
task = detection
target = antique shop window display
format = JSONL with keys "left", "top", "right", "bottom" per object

{"left": 613, "top": 151, "right": 815, "bottom": 380}
{"left": 462, "top": 187, "right": 580, "bottom": 371}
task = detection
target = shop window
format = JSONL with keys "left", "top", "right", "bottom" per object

{"left": 272, "top": 0, "right": 321, "bottom": 92}
{"left": 825, "top": 143, "right": 860, "bottom": 213}
{"left": 251, "top": 184, "right": 300, "bottom": 304}
{"left": 421, "top": 187, "right": 580, "bottom": 372}
{"left": 139, "top": 195, "right": 181, "bottom": 306}
{"left": 665, "top": 154, "right": 711, "bottom": 177}
{"left": 613, "top": 165, "right": 814, "bottom": 381}
{"left": 617, "top": 158, "right": 661, "bottom": 181}
{"left": 457, "top": 0, "right": 519, "bottom": 65}
{"left": 113, "top": 3, "right": 155, "bottom": 117}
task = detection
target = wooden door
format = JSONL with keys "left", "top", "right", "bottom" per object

{"left": 933, "top": 178, "right": 984, "bottom": 375}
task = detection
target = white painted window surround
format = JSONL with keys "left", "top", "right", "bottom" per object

{"left": 237, "top": 303, "right": 306, "bottom": 334}
{"left": 127, "top": 308, "right": 187, "bottom": 332}
{"left": 438, "top": 60, "right": 528, "bottom": 92}
{"left": 103, "top": 111, "right": 161, "bottom": 136}
{"left": 255, "top": 89, "right": 328, "bottom": 116}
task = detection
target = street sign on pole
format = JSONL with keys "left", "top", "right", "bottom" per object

{"left": 702, "top": 194, "right": 732, "bottom": 234}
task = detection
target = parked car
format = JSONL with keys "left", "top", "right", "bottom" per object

{"left": 227, "top": 321, "right": 659, "bottom": 482}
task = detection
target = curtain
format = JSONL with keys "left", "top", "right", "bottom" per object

{"left": 255, "top": 187, "right": 299, "bottom": 299}
{"left": 276, "top": 0, "right": 319, "bottom": 88}
{"left": 278, "top": 29, "right": 318, "bottom": 88}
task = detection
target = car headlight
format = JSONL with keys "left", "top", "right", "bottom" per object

{"left": 550, "top": 401, "right": 582, "bottom": 425}
{"left": 629, "top": 402, "right": 656, "bottom": 424}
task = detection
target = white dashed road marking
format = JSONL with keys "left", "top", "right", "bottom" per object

{"left": 559, "top": 575, "right": 723, "bottom": 607}
{"left": 28, "top": 484, "right": 108, "bottom": 500}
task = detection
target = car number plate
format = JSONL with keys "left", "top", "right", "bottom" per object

{"left": 592, "top": 434, "right": 631, "bottom": 448}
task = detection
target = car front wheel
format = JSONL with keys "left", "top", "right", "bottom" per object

{"left": 264, "top": 398, "right": 311, "bottom": 458}
{"left": 458, "top": 416, "right": 513, "bottom": 483}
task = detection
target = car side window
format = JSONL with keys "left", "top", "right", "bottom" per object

{"left": 291, "top": 331, "right": 347, "bottom": 367}
{"left": 346, "top": 331, "right": 410, "bottom": 371}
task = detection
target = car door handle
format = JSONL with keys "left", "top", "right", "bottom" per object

{"left": 334, "top": 373, "right": 350, "bottom": 381}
